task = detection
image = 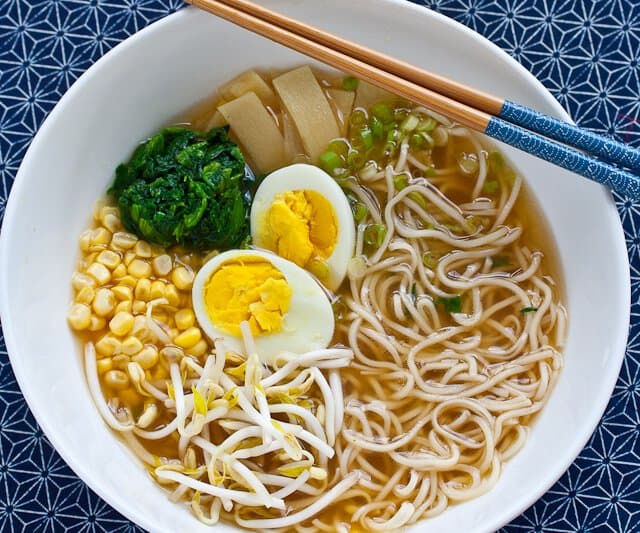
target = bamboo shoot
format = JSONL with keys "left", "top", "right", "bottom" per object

{"left": 273, "top": 66, "right": 340, "bottom": 162}
{"left": 218, "top": 92, "right": 286, "bottom": 174}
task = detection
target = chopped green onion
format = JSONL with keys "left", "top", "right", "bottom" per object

{"left": 432, "top": 126, "right": 449, "bottom": 147}
{"left": 483, "top": 180, "right": 500, "bottom": 194}
{"left": 349, "top": 109, "right": 368, "bottom": 128}
{"left": 492, "top": 255, "right": 511, "bottom": 267}
{"left": 394, "top": 174, "right": 408, "bottom": 190}
{"left": 422, "top": 252, "right": 439, "bottom": 269}
{"left": 352, "top": 202, "right": 369, "bottom": 223}
{"left": 409, "top": 133, "right": 426, "bottom": 149}
{"left": 401, "top": 114, "right": 420, "bottom": 132}
{"left": 411, "top": 283, "right": 417, "bottom": 298}
{"left": 383, "top": 142, "right": 396, "bottom": 157}
{"left": 437, "top": 296, "right": 462, "bottom": 313}
{"left": 359, "top": 127, "right": 374, "bottom": 150}
{"left": 417, "top": 116, "right": 437, "bottom": 132}
{"left": 364, "top": 223, "right": 387, "bottom": 248}
{"left": 342, "top": 76, "right": 359, "bottom": 91}
{"left": 458, "top": 152, "right": 479, "bottom": 175}
{"left": 410, "top": 132, "right": 434, "bottom": 150}
{"left": 519, "top": 307, "right": 538, "bottom": 314}
{"left": 370, "top": 116, "right": 384, "bottom": 139}
{"left": 387, "top": 128, "right": 402, "bottom": 143}
{"left": 371, "top": 103, "right": 394, "bottom": 124}
{"left": 425, "top": 166, "right": 437, "bottom": 177}
{"left": 347, "top": 150, "right": 365, "bottom": 170}
{"left": 319, "top": 151, "right": 343, "bottom": 174}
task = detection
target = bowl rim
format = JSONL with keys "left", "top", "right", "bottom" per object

{"left": 0, "top": 2, "right": 630, "bottom": 532}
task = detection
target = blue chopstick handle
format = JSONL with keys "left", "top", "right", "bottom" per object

{"left": 500, "top": 100, "right": 640, "bottom": 173}
{"left": 485, "top": 117, "right": 640, "bottom": 201}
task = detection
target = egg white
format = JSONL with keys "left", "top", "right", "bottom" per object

{"left": 250, "top": 164, "right": 355, "bottom": 292}
{"left": 192, "top": 249, "right": 335, "bottom": 364}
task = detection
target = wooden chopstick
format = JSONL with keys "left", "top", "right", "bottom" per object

{"left": 185, "top": 0, "right": 640, "bottom": 200}
{"left": 205, "top": 0, "right": 504, "bottom": 116}
{"left": 186, "top": 0, "right": 491, "bottom": 132}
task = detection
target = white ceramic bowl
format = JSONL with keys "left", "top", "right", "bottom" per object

{"left": 0, "top": 2, "right": 630, "bottom": 532}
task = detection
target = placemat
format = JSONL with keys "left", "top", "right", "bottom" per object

{"left": 0, "top": 1, "right": 638, "bottom": 531}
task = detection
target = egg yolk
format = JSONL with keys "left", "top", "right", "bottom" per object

{"left": 258, "top": 190, "right": 338, "bottom": 279}
{"left": 203, "top": 256, "right": 292, "bottom": 337}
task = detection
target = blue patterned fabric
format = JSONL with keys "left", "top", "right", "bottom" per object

{"left": 0, "top": 0, "right": 638, "bottom": 531}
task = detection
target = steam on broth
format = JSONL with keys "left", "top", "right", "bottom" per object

{"left": 67, "top": 66, "right": 566, "bottom": 531}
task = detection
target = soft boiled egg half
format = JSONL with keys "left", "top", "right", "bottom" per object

{"left": 192, "top": 249, "right": 334, "bottom": 364}
{"left": 250, "top": 164, "right": 355, "bottom": 292}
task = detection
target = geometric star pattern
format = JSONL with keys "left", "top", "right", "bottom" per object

{"left": 0, "top": 0, "right": 638, "bottom": 531}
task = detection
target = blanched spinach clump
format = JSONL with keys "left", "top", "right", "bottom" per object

{"left": 110, "top": 126, "right": 252, "bottom": 251}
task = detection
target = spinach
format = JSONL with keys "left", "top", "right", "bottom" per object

{"left": 110, "top": 126, "right": 254, "bottom": 251}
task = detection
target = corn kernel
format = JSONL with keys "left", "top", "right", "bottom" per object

{"left": 112, "top": 232, "right": 138, "bottom": 250}
{"left": 186, "top": 339, "right": 208, "bottom": 358}
{"left": 91, "top": 227, "right": 112, "bottom": 246}
{"left": 165, "top": 284, "right": 180, "bottom": 306}
{"left": 112, "top": 354, "right": 130, "bottom": 370}
{"left": 133, "top": 346, "right": 159, "bottom": 370}
{"left": 95, "top": 334, "right": 121, "bottom": 357}
{"left": 89, "top": 316, "right": 107, "bottom": 332}
{"left": 96, "top": 358, "right": 113, "bottom": 374}
{"left": 122, "top": 336, "right": 144, "bottom": 355}
{"left": 112, "top": 263, "right": 127, "bottom": 279}
{"left": 174, "top": 327, "right": 202, "bottom": 349}
{"left": 67, "top": 303, "right": 91, "bottom": 330}
{"left": 135, "top": 278, "right": 152, "bottom": 301}
{"left": 117, "top": 275, "right": 137, "bottom": 288}
{"left": 123, "top": 251, "right": 136, "bottom": 266}
{"left": 84, "top": 252, "right": 98, "bottom": 267}
{"left": 152, "top": 254, "right": 172, "bottom": 276}
{"left": 75, "top": 286, "right": 95, "bottom": 305}
{"left": 97, "top": 250, "right": 121, "bottom": 270}
{"left": 71, "top": 272, "right": 96, "bottom": 291}
{"left": 113, "top": 285, "right": 133, "bottom": 301}
{"left": 102, "top": 213, "right": 121, "bottom": 233}
{"left": 135, "top": 240, "right": 152, "bottom": 258}
{"left": 104, "top": 370, "right": 129, "bottom": 390}
{"left": 100, "top": 205, "right": 119, "bottom": 222}
{"left": 150, "top": 280, "right": 165, "bottom": 300}
{"left": 86, "top": 262, "right": 111, "bottom": 286}
{"left": 129, "top": 259, "right": 152, "bottom": 279}
{"left": 79, "top": 230, "right": 92, "bottom": 252}
{"left": 93, "top": 288, "right": 116, "bottom": 317}
{"left": 132, "top": 300, "right": 146, "bottom": 314}
{"left": 115, "top": 300, "right": 132, "bottom": 314}
{"left": 109, "top": 312, "right": 135, "bottom": 336}
{"left": 172, "top": 266, "right": 194, "bottom": 291}
{"left": 175, "top": 309, "right": 195, "bottom": 330}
